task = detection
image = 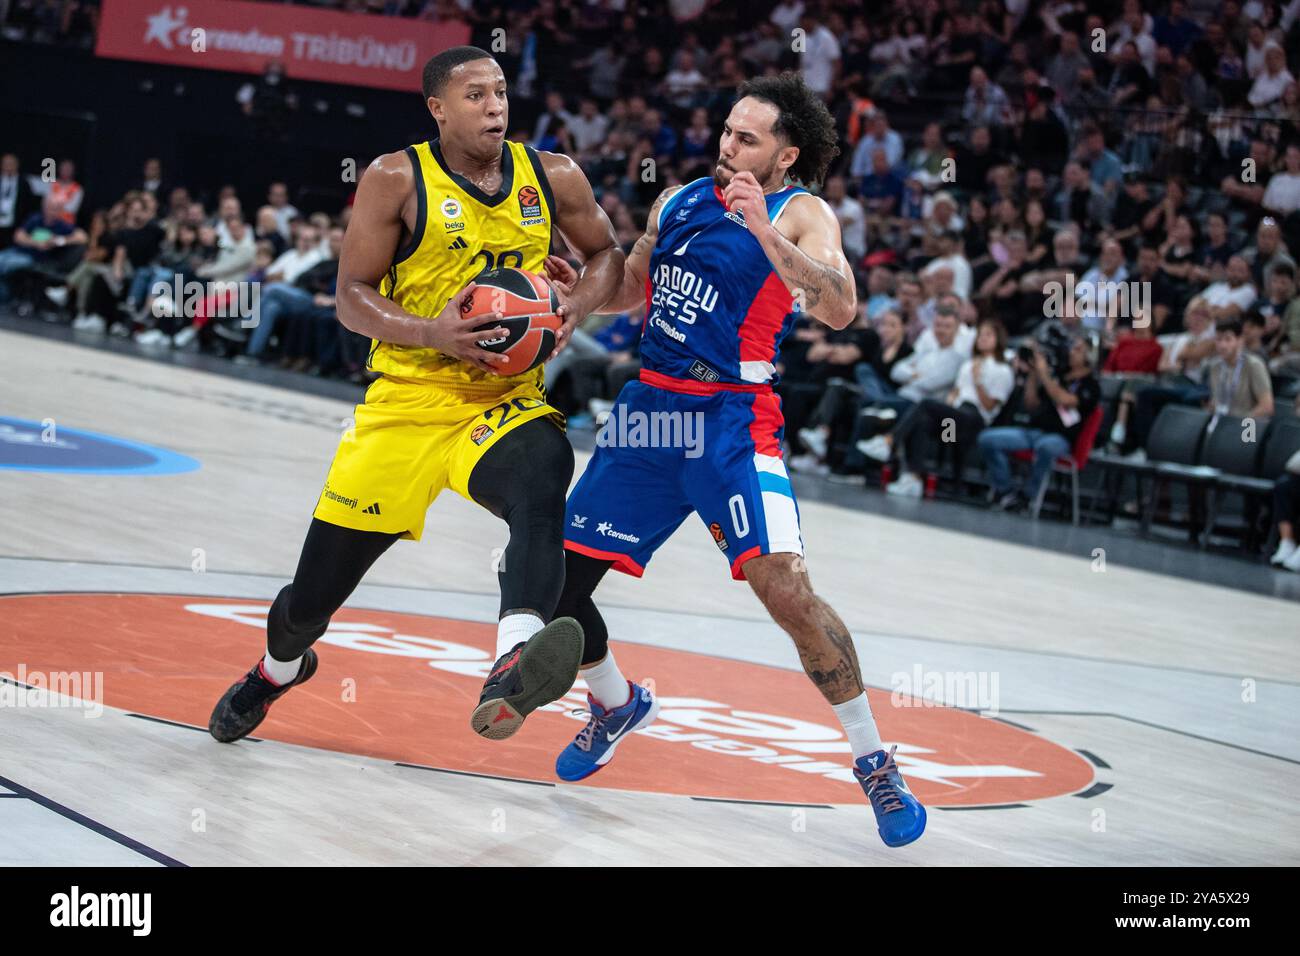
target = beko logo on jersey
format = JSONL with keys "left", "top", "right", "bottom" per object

{"left": 441, "top": 196, "right": 466, "bottom": 232}
{"left": 651, "top": 263, "right": 718, "bottom": 325}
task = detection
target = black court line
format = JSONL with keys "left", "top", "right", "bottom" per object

{"left": 691, "top": 796, "right": 835, "bottom": 810}
{"left": 126, "top": 712, "right": 262, "bottom": 742}
{"left": 0, "top": 774, "right": 186, "bottom": 867}
{"left": 0, "top": 793, "right": 23, "bottom": 797}
{"left": 1076, "top": 749, "right": 1112, "bottom": 769}
{"left": 994, "top": 709, "right": 1300, "bottom": 766}
{"left": 394, "top": 762, "right": 555, "bottom": 787}
{"left": 937, "top": 803, "right": 1030, "bottom": 811}
{"left": 991, "top": 716, "right": 1037, "bottom": 732}
{"left": 1073, "top": 782, "right": 1115, "bottom": 799}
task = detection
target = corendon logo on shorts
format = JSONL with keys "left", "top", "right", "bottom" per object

{"left": 3, "top": 594, "right": 1097, "bottom": 806}
{"left": 596, "top": 522, "right": 640, "bottom": 543}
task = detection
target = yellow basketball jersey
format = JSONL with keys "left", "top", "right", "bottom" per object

{"left": 368, "top": 138, "right": 556, "bottom": 392}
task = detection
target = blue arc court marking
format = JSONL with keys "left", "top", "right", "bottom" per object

{"left": 0, "top": 417, "right": 200, "bottom": 475}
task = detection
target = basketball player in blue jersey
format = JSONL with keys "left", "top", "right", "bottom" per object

{"left": 549, "top": 73, "right": 925, "bottom": 847}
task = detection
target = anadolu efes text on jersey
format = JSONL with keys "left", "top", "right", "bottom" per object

{"left": 641, "top": 177, "right": 809, "bottom": 387}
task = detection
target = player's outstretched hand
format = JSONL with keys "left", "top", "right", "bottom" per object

{"left": 721, "top": 170, "right": 771, "bottom": 232}
{"left": 542, "top": 254, "right": 579, "bottom": 295}
{"left": 420, "top": 282, "right": 510, "bottom": 374}
{"left": 542, "top": 256, "right": 586, "bottom": 361}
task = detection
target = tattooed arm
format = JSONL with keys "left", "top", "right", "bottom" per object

{"left": 590, "top": 185, "right": 681, "bottom": 314}
{"left": 723, "top": 171, "right": 857, "bottom": 330}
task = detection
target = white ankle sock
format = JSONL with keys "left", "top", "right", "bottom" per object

{"left": 582, "top": 653, "right": 631, "bottom": 709}
{"left": 496, "top": 612, "right": 544, "bottom": 658}
{"left": 261, "top": 649, "right": 303, "bottom": 686}
{"left": 831, "top": 693, "right": 885, "bottom": 760}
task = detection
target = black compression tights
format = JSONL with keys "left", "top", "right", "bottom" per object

{"left": 553, "top": 550, "right": 614, "bottom": 666}
{"left": 267, "top": 417, "right": 574, "bottom": 662}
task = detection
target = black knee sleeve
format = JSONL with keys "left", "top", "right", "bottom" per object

{"left": 267, "top": 583, "right": 330, "bottom": 661}
{"left": 267, "top": 518, "right": 400, "bottom": 660}
{"left": 467, "top": 417, "right": 575, "bottom": 619}
{"left": 554, "top": 550, "right": 612, "bottom": 665}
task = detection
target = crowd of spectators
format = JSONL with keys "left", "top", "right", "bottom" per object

{"left": 5, "top": 0, "right": 1300, "bottom": 560}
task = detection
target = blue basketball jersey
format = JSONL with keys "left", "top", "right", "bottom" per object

{"left": 640, "top": 177, "right": 808, "bottom": 389}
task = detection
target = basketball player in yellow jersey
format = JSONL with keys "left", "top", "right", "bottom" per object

{"left": 208, "top": 47, "right": 625, "bottom": 747}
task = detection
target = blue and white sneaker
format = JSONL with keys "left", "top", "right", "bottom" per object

{"left": 555, "top": 681, "right": 659, "bottom": 782}
{"left": 854, "top": 745, "right": 927, "bottom": 847}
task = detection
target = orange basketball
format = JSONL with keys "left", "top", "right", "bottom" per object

{"left": 459, "top": 266, "right": 562, "bottom": 376}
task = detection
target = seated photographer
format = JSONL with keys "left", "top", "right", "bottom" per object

{"left": 978, "top": 332, "right": 1100, "bottom": 512}
{"left": 857, "top": 318, "right": 1014, "bottom": 497}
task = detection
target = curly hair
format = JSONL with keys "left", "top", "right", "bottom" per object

{"left": 736, "top": 72, "right": 840, "bottom": 188}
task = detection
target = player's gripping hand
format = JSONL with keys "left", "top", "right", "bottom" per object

{"left": 722, "top": 170, "right": 771, "bottom": 233}
{"left": 418, "top": 282, "right": 510, "bottom": 374}
{"left": 541, "top": 254, "right": 584, "bottom": 361}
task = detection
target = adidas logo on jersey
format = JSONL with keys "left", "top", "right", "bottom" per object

{"left": 363, "top": 502, "right": 382, "bottom": 515}
{"left": 447, "top": 236, "right": 468, "bottom": 250}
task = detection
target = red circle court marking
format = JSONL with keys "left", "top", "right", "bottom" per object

{"left": 1, "top": 594, "right": 1095, "bottom": 806}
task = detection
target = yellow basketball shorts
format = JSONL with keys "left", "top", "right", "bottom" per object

{"left": 312, "top": 375, "right": 564, "bottom": 540}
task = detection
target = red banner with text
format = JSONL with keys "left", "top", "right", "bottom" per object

{"left": 95, "top": 0, "right": 471, "bottom": 92}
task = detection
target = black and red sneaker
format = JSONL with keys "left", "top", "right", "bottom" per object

{"left": 208, "top": 650, "right": 319, "bottom": 743}
{"left": 470, "top": 618, "right": 584, "bottom": 740}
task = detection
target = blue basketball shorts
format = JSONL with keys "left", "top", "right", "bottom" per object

{"left": 563, "top": 377, "right": 804, "bottom": 581}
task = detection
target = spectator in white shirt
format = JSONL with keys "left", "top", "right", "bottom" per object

{"left": 1201, "top": 256, "right": 1259, "bottom": 321}
{"left": 1075, "top": 238, "right": 1131, "bottom": 331}
{"left": 267, "top": 182, "right": 299, "bottom": 241}
{"left": 798, "top": 12, "right": 841, "bottom": 97}
{"left": 567, "top": 99, "right": 610, "bottom": 156}
{"left": 823, "top": 175, "right": 866, "bottom": 265}
{"left": 1249, "top": 45, "right": 1295, "bottom": 110}
{"left": 1263, "top": 144, "right": 1300, "bottom": 215}
{"left": 1245, "top": 22, "right": 1275, "bottom": 78}
{"left": 769, "top": 0, "right": 804, "bottom": 35}
{"left": 663, "top": 50, "right": 708, "bottom": 109}
{"left": 863, "top": 318, "right": 1014, "bottom": 496}
{"left": 922, "top": 231, "right": 973, "bottom": 300}
{"left": 266, "top": 225, "right": 326, "bottom": 286}
{"left": 1109, "top": 4, "right": 1156, "bottom": 75}
{"left": 845, "top": 303, "right": 968, "bottom": 469}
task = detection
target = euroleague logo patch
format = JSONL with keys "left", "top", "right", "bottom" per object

{"left": 3, "top": 593, "right": 1099, "bottom": 807}
{"left": 709, "top": 521, "right": 729, "bottom": 552}
{"left": 517, "top": 185, "right": 541, "bottom": 218}
{"left": 518, "top": 185, "right": 546, "bottom": 226}
{"left": 470, "top": 423, "right": 494, "bottom": 445}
